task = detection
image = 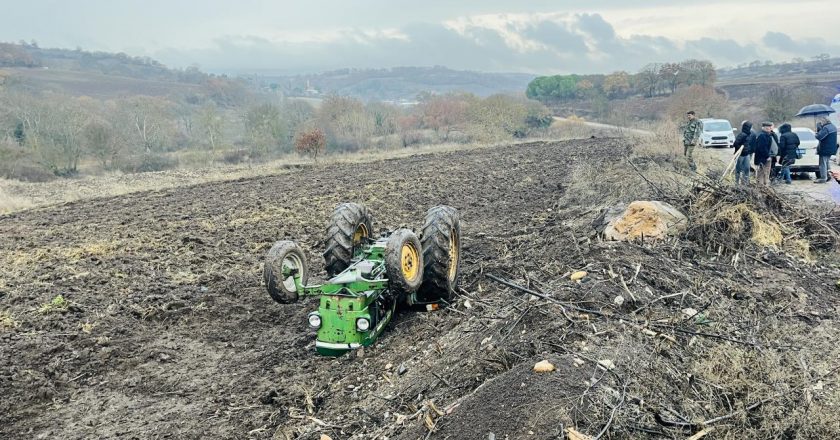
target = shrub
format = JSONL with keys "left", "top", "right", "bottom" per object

{"left": 0, "top": 143, "right": 55, "bottom": 182}
{"left": 665, "top": 85, "right": 730, "bottom": 121}
{"left": 217, "top": 148, "right": 256, "bottom": 165}
{"left": 294, "top": 128, "right": 326, "bottom": 160}
{"left": 117, "top": 153, "right": 179, "bottom": 173}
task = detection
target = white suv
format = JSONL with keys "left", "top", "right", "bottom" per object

{"left": 699, "top": 118, "right": 735, "bottom": 148}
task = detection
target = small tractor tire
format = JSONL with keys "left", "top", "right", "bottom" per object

{"left": 264, "top": 240, "right": 309, "bottom": 304}
{"left": 385, "top": 229, "right": 424, "bottom": 296}
{"left": 418, "top": 206, "right": 461, "bottom": 302}
{"left": 323, "top": 203, "right": 374, "bottom": 277}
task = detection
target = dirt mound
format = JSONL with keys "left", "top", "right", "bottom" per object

{"left": 2, "top": 138, "right": 840, "bottom": 439}
{"left": 397, "top": 356, "right": 593, "bottom": 439}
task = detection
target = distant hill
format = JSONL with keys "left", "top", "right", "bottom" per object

{"left": 257, "top": 66, "right": 536, "bottom": 101}
{"left": 1, "top": 41, "right": 207, "bottom": 84}
{"left": 0, "top": 42, "right": 254, "bottom": 104}
{"left": 717, "top": 56, "right": 840, "bottom": 83}
{"left": 2, "top": 42, "right": 535, "bottom": 102}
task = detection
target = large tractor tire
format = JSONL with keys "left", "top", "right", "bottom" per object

{"left": 323, "top": 203, "right": 374, "bottom": 277}
{"left": 418, "top": 206, "right": 461, "bottom": 302}
{"left": 264, "top": 240, "right": 309, "bottom": 304}
{"left": 385, "top": 229, "right": 424, "bottom": 296}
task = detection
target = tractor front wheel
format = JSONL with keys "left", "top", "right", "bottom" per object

{"left": 323, "top": 203, "right": 374, "bottom": 277}
{"left": 385, "top": 229, "right": 424, "bottom": 296}
{"left": 264, "top": 240, "right": 309, "bottom": 304}
{"left": 418, "top": 206, "right": 461, "bottom": 302}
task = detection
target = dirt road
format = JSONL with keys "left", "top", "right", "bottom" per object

{"left": 705, "top": 145, "right": 840, "bottom": 205}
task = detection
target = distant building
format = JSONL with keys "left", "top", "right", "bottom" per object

{"left": 304, "top": 80, "right": 320, "bottom": 96}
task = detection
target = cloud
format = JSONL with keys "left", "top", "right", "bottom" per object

{"left": 684, "top": 38, "right": 759, "bottom": 63}
{"left": 153, "top": 14, "right": 836, "bottom": 75}
{"left": 520, "top": 20, "right": 589, "bottom": 54}
{"left": 762, "top": 31, "right": 840, "bottom": 57}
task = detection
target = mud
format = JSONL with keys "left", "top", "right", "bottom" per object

{"left": 2, "top": 138, "right": 839, "bottom": 439}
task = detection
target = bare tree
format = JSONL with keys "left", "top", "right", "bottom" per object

{"left": 762, "top": 86, "right": 797, "bottom": 123}
{"left": 197, "top": 103, "right": 224, "bottom": 151}
{"left": 637, "top": 63, "right": 662, "bottom": 98}
{"left": 244, "top": 103, "right": 286, "bottom": 156}
{"left": 113, "top": 96, "right": 175, "bottom": 153}
{"left": 83, "top": 120, "right": 120, "bottom": 169}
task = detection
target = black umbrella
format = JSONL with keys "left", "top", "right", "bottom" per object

{"left": 796, "top": 104, "right": 836, "bottom": 131}
{"left": 796, "top": 104, "right": 836, "bottom": 117}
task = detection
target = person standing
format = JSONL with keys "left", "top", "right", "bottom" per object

{"left": 682, "top": 111, "right": 702, "bottom": 171}
{"left": 777, "top": 123, "right": 800, "bottom": 185}
{"left": 815, "top": 117, "right": 838, "bottom": 183}
{"left": 754, "top": 122, "right": 779, "bottom": 186}
{"left": 732, "top": 121, "right": 754, "bottom": 185}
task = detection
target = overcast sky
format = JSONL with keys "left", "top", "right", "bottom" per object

{"left": 1, "top": 0, "right": 838, "bottom": 75}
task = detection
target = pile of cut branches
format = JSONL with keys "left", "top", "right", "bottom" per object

{"left": 679, "top": 180, "right": 839, "bottom": 259}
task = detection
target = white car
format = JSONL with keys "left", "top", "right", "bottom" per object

{"left": 789, "top": 127, "right": 820, "bottom": 174}
{"left": 699, "top": 118, "right": 734, "bottom": 148}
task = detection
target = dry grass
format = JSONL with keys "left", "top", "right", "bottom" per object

{"left": 0, "top": 139, "right": 510, "bottom": 215}
{"left": 0, "top": 310, "right": 20, "bottom": 330}
{"left": 0, "top": 187, "right": 33, "bottom": 214}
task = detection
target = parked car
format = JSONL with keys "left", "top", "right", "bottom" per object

{"left": 699, "top": 118, "right": 734, "bottom": 148}
{"left": 829, "top": 93, "right": 840, "bottom": 133}
{"left": 773, "top": 127, "right": 821, "bottom": 177}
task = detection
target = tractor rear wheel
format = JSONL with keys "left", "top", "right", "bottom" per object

{"left": 264, "top": 240, "right": 309, "bottom": 304}
{"left": 385, "top": 229, "right": 424, "bottom": 296}
{"left": 418, "top": 206, "right": 461, "bottom": 302}
{"left": 323, "top": 203, "right": 374, "bottom": 277}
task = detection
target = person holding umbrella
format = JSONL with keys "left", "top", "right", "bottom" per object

{"left": 815, "top": 117, "right": 838, "bottom": 183}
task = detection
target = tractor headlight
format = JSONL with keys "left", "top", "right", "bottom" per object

{"left": 356, "top": 317, "right": 371, "bottom": 332}
{"left": 307, "top": 312, "right": 321, "bottom": 329}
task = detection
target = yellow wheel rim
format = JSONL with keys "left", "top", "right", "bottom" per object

{"left": 352, "top": 224, "right": 369, "bottom": 246}
{"left": 401, "top": 242, "right": 420, "bottom": 281}
{"left": 448, "top": 230, "right": 459, "bottom": 281}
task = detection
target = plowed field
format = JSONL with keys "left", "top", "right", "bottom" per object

{"left": 2, "top": 139, "right": 839, "bottom": 439}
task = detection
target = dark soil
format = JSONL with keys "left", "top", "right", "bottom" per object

{"left": 2, "top": 139, "right": 839, "bottom": 439}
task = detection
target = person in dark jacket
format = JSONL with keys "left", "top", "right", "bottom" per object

{"left": 815, "top": 117, "right": 838, "bottom": 183}
{"left": 777, "top": 123, "right": 800, "bottom": 184}
{"left": 732, "top": 121, "right": 754, "bottom": 185}
{"left": 754, "top": 122, "right": 779, "bottom": 186}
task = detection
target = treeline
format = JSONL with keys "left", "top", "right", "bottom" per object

{"left": 0, "top": 41, "right": 210, "bottom": 84}
{"left": 264, "top": 66, "right": 535, "bottom": 101}
{"left": 0, "top": 87, "right": 552, "bottom": 181}
{"left": 0, "top": 43, "right": 38, "bottom": 68}
{"left": 719, "top": 54, "right": 840, "bottom": 80}
{"left": 526, "top": 59, "right": 717, "bottom": 103}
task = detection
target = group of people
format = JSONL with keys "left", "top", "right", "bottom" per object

{"left": 682, "top": 110, "right": 838, "bottom": 186}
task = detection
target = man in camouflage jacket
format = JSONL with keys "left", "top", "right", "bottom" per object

{"left": 682, "top": 111, "right": 702, "bottom": 171}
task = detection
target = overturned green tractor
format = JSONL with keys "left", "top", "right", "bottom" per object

{"left": 264, "top": 203, "right": 461, "bottom": 356}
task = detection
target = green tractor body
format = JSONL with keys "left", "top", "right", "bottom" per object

{"left": 264, "top": 204, "right": 461, "bottom": 356}
{"left": 295, "top": 239, "right": 394, "bottom": 356}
